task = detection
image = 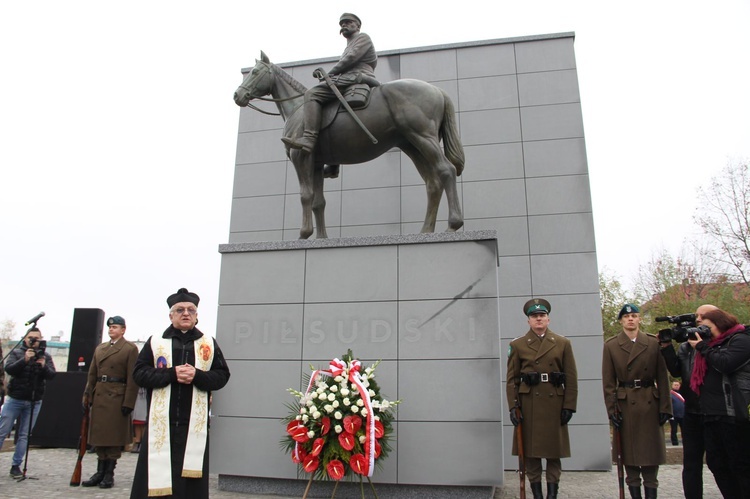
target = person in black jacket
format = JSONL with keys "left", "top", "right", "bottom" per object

{"left": 0, "top": 327, "right": 56, "bottom": 478}
{"left": 687, "top": 308, "right": 750, "bottom": 498}
{"left": 129, "top": 288, "right": 230, "bottom": 499}
{"left": 660, "top": 304, "right": 717, "bottom": 499}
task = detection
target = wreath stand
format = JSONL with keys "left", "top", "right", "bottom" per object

{"left": 301, "top": 474, "right": 380, "bottom": 499}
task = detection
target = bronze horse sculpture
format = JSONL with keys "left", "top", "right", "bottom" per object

{"left": 233, "top": 52, "right": 464, "bottom": 239}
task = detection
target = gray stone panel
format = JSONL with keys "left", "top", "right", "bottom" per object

{"left": 457, "top": 43, "right": 517, "bottom": 78}
{"left": 463, "top": 179, "right": 528, "bottom": 219}
{"left": 523, "top": 138, "right": 589, "bottom": 177}
{"left": 400, "top": 49, "right": 457, "bottom": 82}
{"left": 285, "top": 160, "right": 343, "bottom": 193}
{"left": 497, "top": 256, "right": 532, "bottom": 297}
{"left": 398, "top": 421, "right": 502, "bottom": 485}
{"left": 515, "top": 38, "right": 576, "bottom": 73}
{"left": 228, "top": 230, "right": 283, "bottom": 243}
{"left": 526, "top": 175, "right": 592, "bottom": 215}
{"left": 398, "top": 241, "right": 498, "bottom": 301}
{"left": 528, "top": 213, "right": 596, "bottom": 254}
{"left": 525, "top": 292, "right": 602, "bottom": 338}
{"left": 340, "top": 223, "right": 402, "bottom": 238}
{"left": 229, "top": 195, "right": 285, "bottom": 233}
{"left": 236, "top": 129, "right": 286, "bottom": 164}
{"left": 301, "top": 302, "right": 398, "bottom": 360}
{"left": 400, "top": 184, "right": 450, "bottom": 224}
{"left": 304, "top": 245, "right": 398, "bottom": 303}
{"left": 340, "top": 187, "right": 401, "bottom": 226}
{"left": 429, "top": 79, "right": 459, "bottom": 110}
{"left": 399, "top": 359, "right": 503, "bottom": 421}
{"left": 238, "top": 104, "right": 282, "bottom": 133}
{"left": 530, "top": 253, "right": 600, "bottom": 295}
{"left": 458, "top": 75, "right": 519, "bottom": 112}
{"left": 463, "top": 217, "right": 530, "bottom": 257}
{"left": 216, "top": 303, "right": 303, "bottom": 360}
{"left": 233, "top": 161, "right": 287, "bottom": 198}
{"left": 520, "top": 103, "right": 584, "bottom": 141}
{"left": 398, "top": 298, "right": 501, "bottom": 359}
{"left": 373, "top": 54, "right": 400, "bottom": 82}
{"left": 342, "top": 151, "right": 401, "bottom": 190}
{"left": 462, "top": 143, "right": 525, "bottom": 182}
{"left": 460, "top": 108, "right": 522, "bottom": 145}
{"left": 217, "top": 360, "right": 301, "bottom": 418}
{"left": 218, "top": 250, "right": 306, "bottom": 304}
{"left": 284, "top": 191, "right": 342, "bottom": 230}
{"left": 518, "top": 69, "right": 581, "bottom": 107}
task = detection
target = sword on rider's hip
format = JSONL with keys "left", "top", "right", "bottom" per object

{"left": 314, "top": 68, "right": 378, "bottom": 145}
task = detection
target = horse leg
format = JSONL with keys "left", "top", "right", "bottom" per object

{"left": 311, "top": 161, "right": 328, "bottom": 239}
{"left": 401, "top": 144, "right": 443, "bottom": 233}
{"left": 292, "top": 152, "right": 315, "bottom": 239}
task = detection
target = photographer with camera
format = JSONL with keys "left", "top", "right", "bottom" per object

{"left": 0, "top": 327, "right": 56, "bottom": 478}
{"left": 659, "top": 304, "right": 716, "bottom": 499}
{"left": 687, "top": 308, "right": 750, "bottom": 498}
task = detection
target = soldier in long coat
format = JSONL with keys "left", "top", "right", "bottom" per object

{"left": 81, "top": 315, "right": 139, "bottom": 488}
{"left": 507, "top": 298, "right": 578, "bottom": 499}
{"left": 602, "top": 304, "right": 672, "bottom": 499}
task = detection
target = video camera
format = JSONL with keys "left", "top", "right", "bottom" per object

{"left": 28, "top": 337, "right": 47, "bottom": 360}
{"left": 656, "top": 313, "right": 711, "bottom": 343}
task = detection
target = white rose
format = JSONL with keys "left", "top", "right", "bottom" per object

{"left": 312, "top": 411, "right": 321, "bottom": 419}
{"left": 335, "top": 425, "right": 343, "bottom": 433}
{"left": 359, "top": 435, "right": 367, "bottom": 444}
{"left": 306, "top": 399, "right": 314, "bottom": 407}
{"left": 330, "top": 385, "right": 338, "bottom": 392}
{"left": 332, "top": 400, "right": 340, "bottom": 408}
{"left": 324, "top": 404, "right": 334, "bottom": 413}
{"left": 341, "top": 388, "right": 350, "bottom": 397}
{"left": 295, "top": 415, "right": 302, "bottom": 420}
{"left": 343, "top": 398, "right": 351, "bottom": 406}
{"left": 381, "top": 400, "right": 391, "bottom": 410}
{"left": 368, "top": 389, "right": 376, "bottom": 397}
{"left": 351, "top": 406, "right": 360, "bottom": 414}
{"left": 335, "top": 411, "right": 343, "bottom": 420}
{"left": 307, "top": 431, "right": 315, "bottom": 439}
{"left": 356, "top": 399, "right": 364, "bottom": 407}
{"left": 319, "top": 393, "right": 328, "bottom": 401}
{"left": 302, "top": 414, "right": 309, "bottom": 423}
{"left": 300, "top": 407, "right": 307, "bottom": 414}
{"left": 335, "top": 376, "right": 344, "bottom": 383}
{"left": 327, "top": 393, "right": 336, "bottom": 402}
{"left": 374, "top": 415, "right": 381, "bottom": 421}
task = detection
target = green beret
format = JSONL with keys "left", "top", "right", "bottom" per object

{"left": 340, "top": 13, "right": 361, "bottom": 26}
{"left": 523, "top": 298, "right": 551, "bottom": 316}
{"left": 167, "top": 288, "right": 200, "bottom": 308}
{"left": 618, "top": 303, "right": 640, "bottom": 320}
{"left": 107, "top": 316, "right": 126, "bottom": 326}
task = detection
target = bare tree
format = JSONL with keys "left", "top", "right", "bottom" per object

{"left": 0, "top": 319, "right": 16, "bottom": 342}
{"left": 695, "top": 159, "right": 750, "bottom": 285}
{"left": 599, "top": 268, "right": 635, "bottom": 339}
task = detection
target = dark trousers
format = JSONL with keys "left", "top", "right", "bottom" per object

{"left": 704, "top": 420, "right": 750, "bottom": 498}
{"left": 670, "top": 417, "right": 683, "bottom": 444}
{"left": 682, "top": 412, "right": 705, "bottom": 499}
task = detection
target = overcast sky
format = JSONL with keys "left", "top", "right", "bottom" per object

{"left": 2, "top": 1, "right": 749, "bottom": 342}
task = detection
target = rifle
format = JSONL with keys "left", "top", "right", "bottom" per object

{"left": 612, "top": 402, "right": 625, "bottom": 499}
{"left": 515, "top": 404, "right": 526, "bottom": 499}
{"left": 70, "top": 404, "right": 90, "bottom": 486}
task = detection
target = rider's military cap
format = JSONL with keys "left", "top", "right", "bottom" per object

{"left": 340, "top": 13, "right": 361, "bottom": 26}
{"left": 523, "top": 298, "right": 551, "bottom": 316}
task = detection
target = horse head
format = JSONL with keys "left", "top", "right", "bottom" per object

{"left": 233, "top": 51, "right": 274, "bottom": 107}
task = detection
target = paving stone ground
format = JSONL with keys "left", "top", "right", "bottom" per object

{"left": 0, "top": 444, "right": 723, "bottom": 498}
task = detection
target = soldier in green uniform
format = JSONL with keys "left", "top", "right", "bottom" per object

{"left": 602, "top": 304, "right": 672, "bottom": 499}
{"left": 507, "top": 298, "right": 579, "bottom": 499}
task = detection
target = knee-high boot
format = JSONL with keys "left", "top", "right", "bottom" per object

{"left": 81, "top": 459, "right": 105, "bottom": 487}
{"left": 546, "top": 482, "right": 559, "bottom": 498}
{"left": 529, "top": 481, "right": 544, "bottom": 499}
{"left": 281, "top": 100, "right": 321, "bottom": 153}
{"left": 644, "top": 486, "right": 657, "bottom": 498}
{"left": 628, "top": 485, "right": 643, "bottom": 498}
{"left": 99, "top": 459, "right": 117, "bottom": 489}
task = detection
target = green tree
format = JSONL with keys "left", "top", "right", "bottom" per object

{"left": 599, "top": 268, "right": 634, "bottom": 340}
{"left": 695, "top": 159, "right": 750, "bottom": 285}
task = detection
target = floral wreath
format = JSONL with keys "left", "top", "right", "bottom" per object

{"left": 283, "top": 350, "right": 400, "bottom": 482}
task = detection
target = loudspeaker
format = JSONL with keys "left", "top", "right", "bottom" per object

{"left": 30, "top": 372, "right": 87, "bottom": 448}
{"left": 67, "top": 308, "right": 104, "bottom": 372}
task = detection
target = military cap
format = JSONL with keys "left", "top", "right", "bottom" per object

{"left": 167, "top": 287, "right": 200, "bottom": 308}
{"left": 340, "top": 13, "right": 361, "bottom": 26}
{"left": 618, "top": 303, "right": 640, "bottom": 320}
{"left": 523, "top": 298, "right": 551, "bottom": 316}
{"left": 107, "top": 316, "right": 126, "bottom": 327}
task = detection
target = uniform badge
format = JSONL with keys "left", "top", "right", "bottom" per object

{"left": 507, "top": 345, "right": 513, "bottom": 358}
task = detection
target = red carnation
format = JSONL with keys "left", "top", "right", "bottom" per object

{"left": 338, "top": 432, "right": 355, "bottom": 451}
{"left": 344, "top": 415, "right": 362, "bottom": 434}
{"left": 327, "top": 459, "right": 345, "bottom": 480}
{"left": 320, "top": 416, "right": 331, "bottom": 435}
{"left": 350, "top": 453, "right": 368, "bottom": 476}
{"left": 311, "top": 437, "right": 325, "bottom": 457}
{"left": 302, "top": 454, "right": 319, "bottom": 473}
{"left": 374, "top": 420, "right": 385, "bottom": 439}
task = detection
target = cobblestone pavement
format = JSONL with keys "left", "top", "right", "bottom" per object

{"left": 0, "top": 446, "right": 723, "bottom": 498}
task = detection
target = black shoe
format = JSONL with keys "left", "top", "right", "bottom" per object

{"left": 9, "top": 465, "right": 22, "bottom": 478}
{"left": 82, "top": 459, "right": 105, "bottom": 487}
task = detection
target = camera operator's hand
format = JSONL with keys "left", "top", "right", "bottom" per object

{"left": 687, "top": 337, "right": 702, "bottom": 349}
{"left": 658, "top": 413, "right": 671, "bottom": 426}
{"left": 35, "top": 357, "right": 46, "bottom": 367}
{"left": 25, "top": 349, "right": 36, "bottom": 363}
{"left": 121, "top": 406, "right": 133, "bottom": 417}
{"left": 609, "top": 412, "right": 623, "bottom": 430}
{"left": 175, "top": 363, "right": 196, "bottom": 384}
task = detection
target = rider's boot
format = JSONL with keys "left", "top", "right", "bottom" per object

{"left": 282, "top": 100, "right": 320, "bottom": 153}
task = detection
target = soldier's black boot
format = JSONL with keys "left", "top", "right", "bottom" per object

{"left": 546, "top": 482, "right": 559, "bottom": 498}
{"left": 644, "top": 486, "right": 657, "bottom": 498}
{"left": 98, "top": 459, "right": 116, "bottom": 489}
{"left": 628, "top": 485, "right": 643, "bottom": 498}
{"left": 81, "top": 459, "right": 105, "bottom": 487}
{"left": 530, "top": 481, "right": 544, "bottom": 499}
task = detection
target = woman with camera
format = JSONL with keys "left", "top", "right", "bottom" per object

{"left": 688, "top": 308, "right": 750, "bottom": 498}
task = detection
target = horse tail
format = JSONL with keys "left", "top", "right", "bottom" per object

{"left": 439, "top": 89, "right": 465, "bottom": 176}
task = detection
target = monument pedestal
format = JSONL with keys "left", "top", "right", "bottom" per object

{"left": 212, "top": 231, "right": 503, "bottom": 496}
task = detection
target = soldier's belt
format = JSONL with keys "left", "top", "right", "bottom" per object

{"left": 520, "top": 372, "right": 566, "bottom": 387}
{"left": 97, "top": 375, "right": 126, "bottom": 383}
{"left": 618, "top": 379, "right": 654, "bottom": 389}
